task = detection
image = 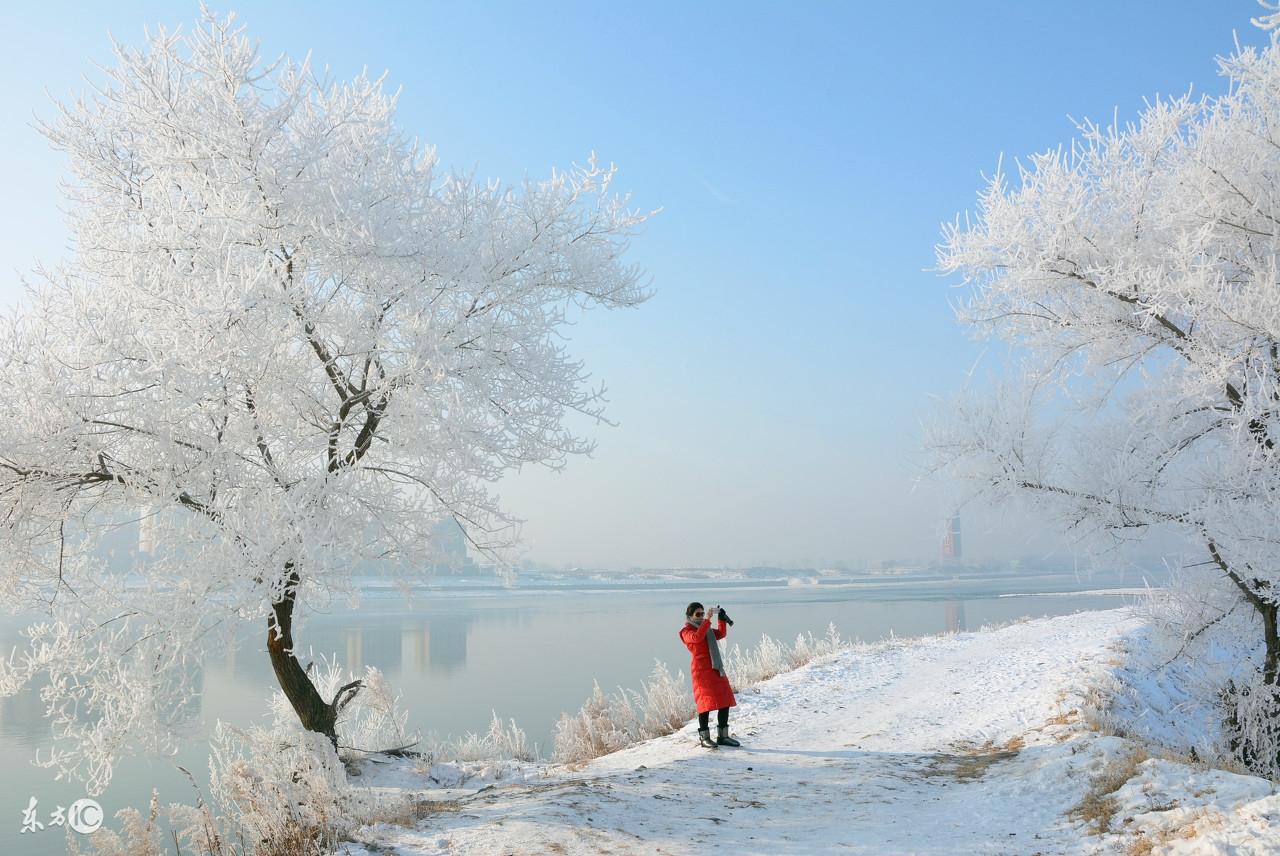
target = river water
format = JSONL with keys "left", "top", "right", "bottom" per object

{"left": 0, "top": 569, "right": 1152, "bottom": 854}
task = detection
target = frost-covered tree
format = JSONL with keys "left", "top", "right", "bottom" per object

{"left": 0, "top": 10, "right": 648, "bottom": 793}
{"left": 933, "top": 13, "right": 1280, "bottom": 773}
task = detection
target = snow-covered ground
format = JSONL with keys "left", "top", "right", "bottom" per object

{"left": 337, "top": 609, "right": 1280, "bottom": 855}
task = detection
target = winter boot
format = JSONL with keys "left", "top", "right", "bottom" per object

{"left": 697, "top": 728, "right": 719, "bottom": 749}
{"left": 716, "top": 726, "right": 741, "bottom": 747}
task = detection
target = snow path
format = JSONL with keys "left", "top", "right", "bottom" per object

{"left": 341, "top": 609, "right": 1278, "bottom": 855}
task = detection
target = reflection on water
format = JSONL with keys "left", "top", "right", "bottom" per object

{"left": 422, "top": 614, "right": 470, "bottom": 671}
{"left": 207, "top": 613, "right": 476, "bottom": 682}
{"left": 0, "top": 576, "right": 1147, "bottom": 856}
{"left": 0, "top": 681, "right": 49, "bottom": 744}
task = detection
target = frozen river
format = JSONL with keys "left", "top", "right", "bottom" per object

{"left": 0, "top": 569, "right": 1153, "bottom": 854}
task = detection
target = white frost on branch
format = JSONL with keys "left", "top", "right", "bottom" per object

{"left": 0, "top": 8, "right": 650, "bottom": 794}
{"left": 1255, "top": 1, "right": 1280, "bottom": 32}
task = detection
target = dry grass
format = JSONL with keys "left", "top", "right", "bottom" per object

{"left": 1076, "top": 791, "right": 1122, "bottom": 838}
{"left": 1126, "top": 834, "right": 1156, "bottom": 856}
{"left": 923, "top": 742, "right": 1021, "bottom": 782}
{"left": 1123, "top": 807, "right": 1220, "bottom": 855}
{"left": 1045, "top": 709, "right": 1079, "bottom": 728}
{"left": 357, "top": 794, "right": 462, "bottom": 830}
{"left": 929, "top": 751, "right": 1019, "bottom": 781}
{"left": 1070, "top": 748, "right": 1150, "bottom": 835}
{"left": 1080, "top": 683, "right": 1131, "bottom": 738}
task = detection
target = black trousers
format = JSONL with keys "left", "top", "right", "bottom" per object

{"left": 698, "top": 708, "right": 730, "bottom": 730}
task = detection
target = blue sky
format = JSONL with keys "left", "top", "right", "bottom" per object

{"left": 0, "top": 2, "right": 1269, "bottom": 569}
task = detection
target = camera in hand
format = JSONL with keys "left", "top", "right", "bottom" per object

{"left": 716, "top": 605, "right": 734, "bottom": 626}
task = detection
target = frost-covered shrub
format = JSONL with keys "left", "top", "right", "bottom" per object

{"left": 634, "top": 661, "right": 694, "bottom": 736}
{"left": 423, "top": 712, "right": 536, "bottom": 764}
{"left": 71, "top": 723, "right": 363, "bottom": 856}
{"left": 482, "top": 713, "right": 536, "bottom": 762}
{"left": 726, "top": 634, "right": 790, "bottom": 686}
{"left": 69, "top": 790, "right": 165, "bottom": 856}
{"left": 75, "top": 661, "right": 419, "bottom": 855}
{"left": 725, "top": 624, "right": 844, "bottom": 689}
{"left": 552, "top": 663, "right": 700, "bottom": 764}
{"left": 202, "top": 722, "right": 351, "bottom": 854}
{"left": 552, "top": 682, "right": 641, "bottom": 764}
{"left": 791, "top": 624, "right": 844, "bottom": 667}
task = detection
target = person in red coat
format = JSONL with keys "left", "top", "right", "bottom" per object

{"left": 680, "top": 601, "right": 740, "bottom": 748}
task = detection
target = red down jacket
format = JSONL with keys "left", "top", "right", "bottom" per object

{"left": 679, "top": 618, "right": 737, "bottom": 714}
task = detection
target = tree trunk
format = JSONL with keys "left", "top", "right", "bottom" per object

{"left": 1262, "top": 600, "right": 1280, "bottom": 688}
{"left": 267, "top": 565, "right": 339, "bottom": 746}
{"left": 1208, "top": 540, "right": 1280, "bottom": 685}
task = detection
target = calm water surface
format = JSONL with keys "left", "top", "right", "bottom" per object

{"left": 0, "top": 571, "right": 1149, "bottom": 854}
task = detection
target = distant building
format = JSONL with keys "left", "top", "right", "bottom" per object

{"left": 942, "top": 514, "right": 962, "bottom": 562}
{"left": 429, "top": 518, "right": 476, "bottom": 575}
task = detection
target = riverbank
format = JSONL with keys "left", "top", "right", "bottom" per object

{"left": 337, "top": 609, "right": 1279, "bottom": 855}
